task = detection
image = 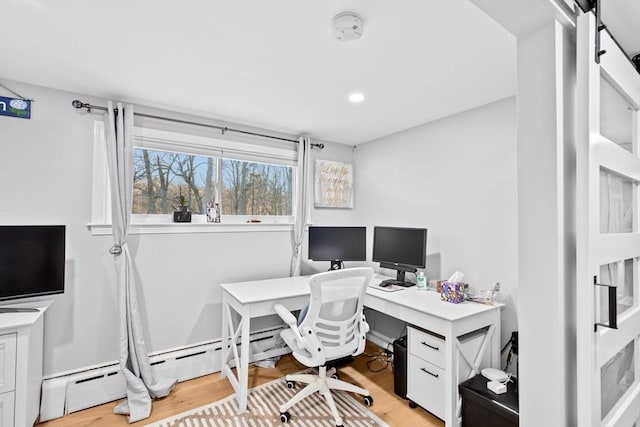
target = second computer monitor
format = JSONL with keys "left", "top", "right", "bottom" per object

{"left": 308, "top": 226, "right": 366, "bottom": 270}
{"left": 372, "top": 226, "right": 427, "bottom": 286}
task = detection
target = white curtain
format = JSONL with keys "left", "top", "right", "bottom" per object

{"left": 105, "top": 102, "right": 176, "bottom": 422}
{"left": 290, "top": 136, "right": 311, "bottom": 276}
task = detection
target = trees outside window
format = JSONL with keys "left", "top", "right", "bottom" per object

{"left": 222, "top": 159, "right": 292, "bottom": 216}
{"left": 133, "top": 148, "right": 293, "bottom": 217}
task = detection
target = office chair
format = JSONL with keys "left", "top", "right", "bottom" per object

{"left": 273, "top": 267, "right": 374, "bottom": 426}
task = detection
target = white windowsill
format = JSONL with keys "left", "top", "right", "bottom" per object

{"left": 88, "top": 222, "right": 294, "bottom": 235}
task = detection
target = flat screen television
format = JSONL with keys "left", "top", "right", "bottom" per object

{"left": 0, "top": 225, "right": 66, "bottom": 313}
{"left": 308, "top": 226, "right": 366, "bottom": 270}
{"left": 372, "top": 226, "right": 427, "bottom": 287}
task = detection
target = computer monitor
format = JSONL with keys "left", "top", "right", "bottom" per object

{"left": 308, "top": 226, "right": 366, "bottom": 270}
{"left": 372, "top": 226, "right": 427, "bottom": 287}
{"left": 0, "top": 225, "right": 66, "bottom": 313}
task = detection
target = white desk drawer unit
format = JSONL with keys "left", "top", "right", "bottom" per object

{"left": 407, "top": 326, "right": 446, "bottom": 419}
{"left": 410, "top": 327, "right": 445, "bottom": 368}
{"left": 406, "top": 322, "right": 497, "bottom": 425}
{"left": 0, "top": 333, "right": 17, "bottom": 427}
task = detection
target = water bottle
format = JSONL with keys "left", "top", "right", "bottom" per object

{"left": 416, "top": 271, "right": 426, "bottom": 290}
{"left": 489, "top": 282, "right": 501, "bottom": 303}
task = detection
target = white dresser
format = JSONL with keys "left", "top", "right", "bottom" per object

{"left": 0, "top": 302, "right": 50, "bottom": 427}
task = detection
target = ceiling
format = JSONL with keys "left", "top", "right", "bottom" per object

{"left": 601, "top": 0, "right": 640, "bottom": 61}
{"left": 0, "top": 0, "right": 520, "bottom": 145}
{"left": 1, "top": 1, "right": 636, "bottom": 147}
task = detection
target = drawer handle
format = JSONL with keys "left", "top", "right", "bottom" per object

{"left": 421, "top": 341, "right": 439, "bottom": 351}
{"left": 420, "top": 367, "right": 439, "bottom": 378}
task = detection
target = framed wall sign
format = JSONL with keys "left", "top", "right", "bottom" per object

{"left": 0, "top": 96, "right": 31, "bottom": 119}
{"left": 314, "top": 160, "right": 353, "bottom": 208}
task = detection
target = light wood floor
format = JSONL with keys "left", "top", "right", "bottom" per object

{"left": 37, "top": 344, "right": 443, "bottom": 427}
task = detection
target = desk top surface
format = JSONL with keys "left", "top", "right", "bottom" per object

{"left": 221, "top": 274, "right": 500, "bottom": 322}
{"left": 0, "top": 300, "right": 51, "bottom": 330}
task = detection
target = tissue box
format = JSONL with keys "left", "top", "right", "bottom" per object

{"left": 441, "top": 281, "right": 465, "bottom": 304}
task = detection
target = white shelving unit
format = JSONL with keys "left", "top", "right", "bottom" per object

{"left": 0, "top": 301, "right": 51, "bottom": 427}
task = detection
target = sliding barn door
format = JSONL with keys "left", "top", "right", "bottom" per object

{"left": 576, "top": 10, "right": 640, "bottom": 427}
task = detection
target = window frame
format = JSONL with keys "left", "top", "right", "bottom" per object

{"left": 89, "top": 121, "right": 298, "bottom": 235}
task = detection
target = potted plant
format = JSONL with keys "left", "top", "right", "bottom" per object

{"left": 173, "top": 192, "right": 192, "bottom": 223}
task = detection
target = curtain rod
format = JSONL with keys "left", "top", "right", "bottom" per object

{"left": 71, "top": 100, "right": 324, "bottom": 149}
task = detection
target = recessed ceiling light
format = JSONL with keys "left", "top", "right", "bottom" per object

{"left": 349, "top": 92, "right": 365, "bottom": 103}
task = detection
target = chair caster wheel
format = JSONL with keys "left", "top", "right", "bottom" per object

{"left": 331, "top": 373, "right": 339, "bottom": 380}
{"left": 280, "top": 411, "right": 291, "bottom": 423}
{"left": 409, "top": 400, "right": 417, "bottom": 408}
{"left": 364, "top": 395, "right": 374, "bottom": 406}
{"left": 285, "top": 380, "right": 295, "bottom": 389}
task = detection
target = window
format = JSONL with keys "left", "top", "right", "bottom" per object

{"left": 220, "top": 159, "right": 292, "bottom": 216}
{"left": 132, "top": 149, "right": 293, "bottom": 216}
{"left": 133, "top": 149, "right": 217, "bottom": 215}
{"left": 91, "top": 122, "right": 297, "bottom": 233}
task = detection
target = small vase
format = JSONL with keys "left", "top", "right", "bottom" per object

{"left": 173, "top": 206, "right": 192, "bottom": 223}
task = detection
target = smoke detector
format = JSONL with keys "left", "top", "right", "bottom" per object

{"left": 332, "top": 12, "right": 363, "bottom": 41}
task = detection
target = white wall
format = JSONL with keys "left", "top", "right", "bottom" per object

{"left": 353, "top": 96, "right": 518, "bottom": 351}
{"left": 1, "top": 79, "right": 517, "bottom": 377}
{"left": 301, "top": 143, "right": 363, "bottom": 274}
{"left": 0, "top": 80, "right": 355, "bottom": 376}
{"left": 517, "top": 21, "right": 576, "bottom": 427}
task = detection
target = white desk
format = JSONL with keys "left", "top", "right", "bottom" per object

{"left": 220, "top": 274, "right": 501, "bottom": 427}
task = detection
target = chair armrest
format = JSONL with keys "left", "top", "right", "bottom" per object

{"left": 274, "top": 304, "right": 298, "bottom": 327}
{"left": 299, "top": 326, "right": 326, "bottom": 367}
{"left": 274, "top": 303, "right": 307, "bottom": 350}
{"left": 361, "top": 313, "right": 370, "bottom": 334}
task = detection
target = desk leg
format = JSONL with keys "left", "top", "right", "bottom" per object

{"left": 491, "top": 311, "right": 501, "bottom": 369}
{"left": 221, "top": 294, "right": 229, "bottom": 380}
{"left": 236, "top": 309, "right": 250, "bottom": 413}
{"left": 220, "top": 295, "right": 251, "bottom": 413}
{"left": 444, "top": 324, "right": 456, "bottom": 427}
{"left": 455, "top": 324, "right": 497, "bottom": 423}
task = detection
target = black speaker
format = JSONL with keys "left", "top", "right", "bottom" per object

{"left": 393, "top": 336, "right": 407, "bottom": 399}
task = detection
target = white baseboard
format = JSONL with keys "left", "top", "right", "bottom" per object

{"left": 39, "top": 327, "right": 285, "bottom": 422}
{"left": 366, "top": 330, "right": 395, "bottom": 352}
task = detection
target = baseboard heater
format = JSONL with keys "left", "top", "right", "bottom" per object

{"left": 39, "top": 326, "right": 285, "bottom": 422}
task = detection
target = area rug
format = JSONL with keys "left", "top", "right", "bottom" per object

{"left": 145, "top": 376, "right": 389, "bottom": 427}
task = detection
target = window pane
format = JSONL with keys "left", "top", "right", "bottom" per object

{"left": 600, "top": 76, "right": 634, "bottom": 152}
{"left": 599, "top": 169, "right": 634, "bottom": 234}
{"left": 598, "top": 258, "right": 635, "bottom": 320}
{"left": 601, "top": 340, "right": 635, "bottom": 420}
{"left": 221, "top": 159, "right": 293, "bottom": 216}
{"left": 133, "top": 148, "right": 217, "bottom": 214}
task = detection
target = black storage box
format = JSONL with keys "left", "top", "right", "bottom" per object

{"left": 459, "top": 374, "right": 519, "bottom": 427}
